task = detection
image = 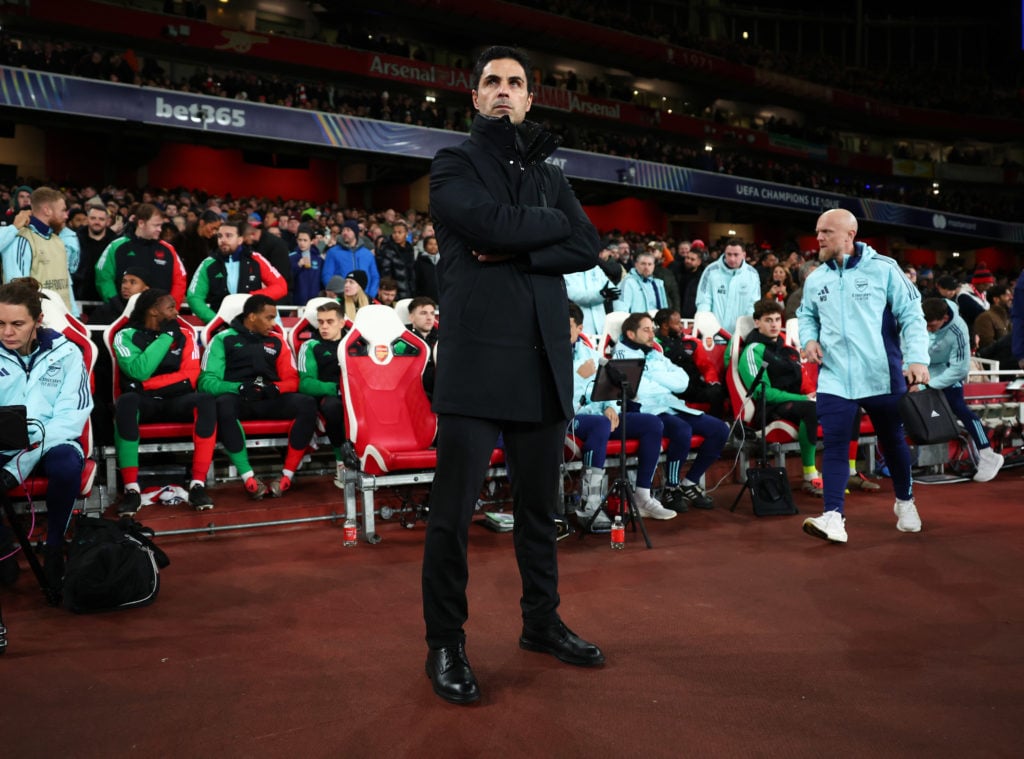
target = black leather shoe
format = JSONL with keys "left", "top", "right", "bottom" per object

{"left": 425, "top": 643, "right": 480, "bottom": 705}
{"left": 520, "top": 621, "right": 605, "bottom": 667}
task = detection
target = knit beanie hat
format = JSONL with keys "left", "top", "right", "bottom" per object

{"left": 345, "top": 270, "right": 368, "bottom": 291}
{"left": 971, "top": 264, "right": 994, "bottom": 286}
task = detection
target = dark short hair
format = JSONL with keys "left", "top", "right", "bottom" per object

{"left": 134, "top": 202, "right": 162, "bottom": 223}
{"left": 568, "top": 301, "right": 584, "bottom": 326}
{"left": 936, "top": 275, "right": 959, "bottom": 290}
{"left": 621, "top": 312, "right": 652, "bottom": 337}
{"left": 130, "top": 288, "right": 171, "bottom": 327}
{"left": 988, "top": 284, "right": 1009, "bottom": 300}
{"left": 653, "top": 308, "right": 678, "bottom": 327}
{"left": 378, "top": 277, "right": 399, "bottom": 292}
{"left": 472, "top": 45, "right": 533, "bottom": 93}
{"left": 222, "top": 213, "right": 248, "bottom": 236}
{"left": 921, "top": 297, "right": 948, "bottom": 321}
{"left": 408, "top": 296, "right": 437, "bottom": 312}
{"left": 243, "top": 293, "right": 276, "bottom": 318}
{"left": 199, "top": 209, "right": 222, "bottom": 224}
{"left": 753, "top": 299, "right": 785, "bottom": 320}
{"left": 316, "top": 300, "right": 343, "bottom": 317}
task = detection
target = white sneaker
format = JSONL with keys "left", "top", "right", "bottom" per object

{"left": 802, "top": 510, "right": 847, "bottom": 543}
{"left": 574, "top": 503, "right": 613, "bottom": 530}
{"left": 894, "top": 498, "right": 922, "bottom": 533}
{"left": 334, "top": 463, "right": 347, "bottom": 490}
{"left": 973, "top": 448, "right": 1004, "bottom": 483}
{"left": 635, "top": 495, "right": 677, "bottom": 520}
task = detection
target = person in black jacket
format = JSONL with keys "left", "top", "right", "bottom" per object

{"left": 377, "top": 220, "right": 417, "bottom": 299}
{"left": 422, "top": 45, "right": 604, "bottom": 706}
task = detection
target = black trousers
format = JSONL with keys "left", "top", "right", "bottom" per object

{"left": 422, "top": 413, "right": 565, "bottom": 649}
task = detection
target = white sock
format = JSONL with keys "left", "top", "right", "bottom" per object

{"left": 635, "top": 487, "right": 651, "bottom": 502}
{"left": 190, "top": 480, "right": 204, "bottom": 489}
{"left": 125, "top": 483, "right": 140, "bottom": 494}
{"left": 682, "top": 478, "right": 696, "bottom": 487}
{"left": 241, "top": 470, "right": 254, "bottom": 482}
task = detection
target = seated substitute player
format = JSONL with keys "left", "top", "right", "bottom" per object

{"left": 112, "top": 288, "right": 216, "bottom": 514}
{"left": 921, "top": 297, "right": 1004, "bottom": 482}
{"left": 612, "top": 312, "right": 730, "bottom": 512}
{"left": 298, "top": 300, "right": 349, "bottom": 488}
{"left": 733, "top": 299, "right": 879, "bottom": 496}
{"left": 568, "top": 302, "right": 667, "bottom": 527}
{"left": 198, "top": 294, "right": 318, "bottom": 498}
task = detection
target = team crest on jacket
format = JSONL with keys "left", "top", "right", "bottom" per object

{"left": 853, "top": 278, "right": 870, "bottom": 301}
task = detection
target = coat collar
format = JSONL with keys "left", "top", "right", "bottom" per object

{"left": 469, "top": 114, "right": 560, "bottom": 165}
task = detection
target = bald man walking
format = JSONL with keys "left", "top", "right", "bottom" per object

{"left": 796, "top": 209, "right": 931, "bottom": 544}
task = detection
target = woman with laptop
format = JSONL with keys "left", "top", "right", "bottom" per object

{"left": 0, "top": 277, "right": 92, "bottom": 599}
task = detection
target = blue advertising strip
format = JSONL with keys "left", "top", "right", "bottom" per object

{"left": 2, "top": 67, "right": 1021, "bottom": 244}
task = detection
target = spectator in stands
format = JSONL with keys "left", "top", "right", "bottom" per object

{"left": 186, "top": 214, "right": 287, "bottom": 323}
{"left": 1, "top": 187, "right": 82, "bottom": 315}
{"left": 0, "top": 278, "right": 92, "bottom": 596}
{"left": 798, "top": 209, "right": 930, "bottom": 544}
{"left": 198, "top": 294, "right": 317, "bottom": 499}
{"left": 376, "top": 277, "right": 399, "bottom": 307}
{"left": 695, "top": 237, "right": 761, "bottom": 335}
{"left": 405, "top": 296, "right": 438, "bottom": 398}
{"left": 670, "top": 239, "right": 705, "bottom": 319}
{"left": 413, "top": 234, "right": 440, "bottom": 302}
{"left": 647, "top": 241, "right": 681, "bottom": 312}
{"left": 423, "top": 45, "right": 604, "bottom": 706}
{"left": 95, "top": 203, "right": 187, "bottom": 307}
{"left": 613, "top": 312, "right": 729, "bottom": 513}
{"left": 297, "top": 300, "right": 348, "bottom": 488}
{"left": 75, "top": 205, "right": 117, "bottom": 303}
{"left": 89, "top": 267, "right": 151, "bottom": 326}
{"left": 377, "top": 219, "right": 416, "bottom": 299}
{"left": 785, "top": 259, "right": 819, "bottom": 321}
{"left": 246, "top": 214, "right": 293, "bottom": 304}
{"left": 340, "top": 270, "right": 372, "bottom": 321}
{"left": 568, "top": 302, "right": 665, "bottom": 530}
{"left": 564, "top": 241, "right": 624, "bottom": 337}
{"left": 288, "top": 224, "right": 325, "bottom": 306}
{"left": 4, "top": 185, "right": 32, "bottom": 225}
{"left": 957, "top": 264, "right": 993, "bottom": 338}
{"left": 920, "top": 297, "right": 1005, "bottom": 482}
{"left": 917, "top": 268, "right": 936, "bottom": 297}
{"left": 111, "top": 288, "right": 216, "bottom": 515}
{"left": 764, "top": 264, "right": 794, "bottom": 305}
{"left": 174, "top": 208, "right": 221, "bottom": 277}
{"left": 1013, "top": 273, "right": 1024, "bottom": 371}
{"left": 973, "top": 284, "right": 1013, "bottom": 366}
{"left": 621, "top": 250, "right": 668, "bottom": 312}
{"left": 936, "top": 275, "right": 959, "bottom": 302}
{"left": 653, "top": 308, "right": 727, "bottom": 418}
{"left": 67, "top": 207, "right": 87, "bottom": 231}
{"left": 321, "top": 220, "right": 379, "bottom": 298}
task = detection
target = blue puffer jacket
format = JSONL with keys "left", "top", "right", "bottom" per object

{"left": 797, "top": 241, "right": 929, "bottom": 399}
{"left": 926, "top": 299, "right": 971, "bottom": 390}
{"left": 0, "top": 327, "right": 92, "bottom": 482}
{"left": 694, "top": 257, "right": 761, "bottom": 334}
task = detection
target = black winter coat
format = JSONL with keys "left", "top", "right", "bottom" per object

{"left": 429, "top": 114, "right": 600, "bottom": 422}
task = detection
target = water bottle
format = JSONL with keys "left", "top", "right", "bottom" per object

{"left": 343, "top": 517, "right": 358, "bottom": 547}
{"left": 610, "top": 515, "right": 625, "bottom": 550}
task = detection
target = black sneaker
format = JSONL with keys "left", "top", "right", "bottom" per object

{"left": 118, "top": 490, "right": 143, "bottom": 517}
{"left": 660, "top": 486, "right": 690, "bottom": 513}
{"left": 679, "top": 482, "right": 714, "bottom": 510}
{"left": 189, "top": 484, "right": 215, "bottom": 511}
{"left": 554, "top": 517, "right": 572, "bottom": 542}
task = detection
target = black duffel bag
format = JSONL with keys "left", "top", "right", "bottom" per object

{"left": 62, "top": 515, "right": 170, "bottom": 614}
{"left": 898, "top": 387, "right": 961, "bottom": 445}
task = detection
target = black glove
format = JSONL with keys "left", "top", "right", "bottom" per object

{"left": 157, "top": 318, "right": 180, "bottom": 339}
{"left": 0, "top": 468, "right": 19, "bottom": 493}
{"left": 261, "top": 382, "right": 281, "bottom": 400}
{"left": 122, "top": 379, "right": 143, "bottom": 394}
{"left": 599, "top": 284, "right": 621, "bottom": 302}
{"left": 596, "top": 255, "right": 623, "bottom": 284}
{"left": 238, "top": 380, "right": 264, "bottom": 401}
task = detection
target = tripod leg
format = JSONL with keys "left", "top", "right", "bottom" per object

{"left": 729, "top": 481, "right": 750, "bottom": 512}
{"left": 615, "top": 478, "right": 652, "bottom": 549}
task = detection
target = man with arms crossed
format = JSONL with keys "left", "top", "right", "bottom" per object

{"left": 423, "top": 45, "right": 604, "bottom": 705}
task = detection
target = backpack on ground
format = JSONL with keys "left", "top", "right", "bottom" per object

{"left": 62, "top": 515, "right": 170, "bottom": 614}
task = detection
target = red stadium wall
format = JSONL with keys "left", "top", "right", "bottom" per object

{"left": 583, "top": 197, "right": 666, "bottom": 236}
{"left": 146, "top": 144, "right": 338, "bottom": 201}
